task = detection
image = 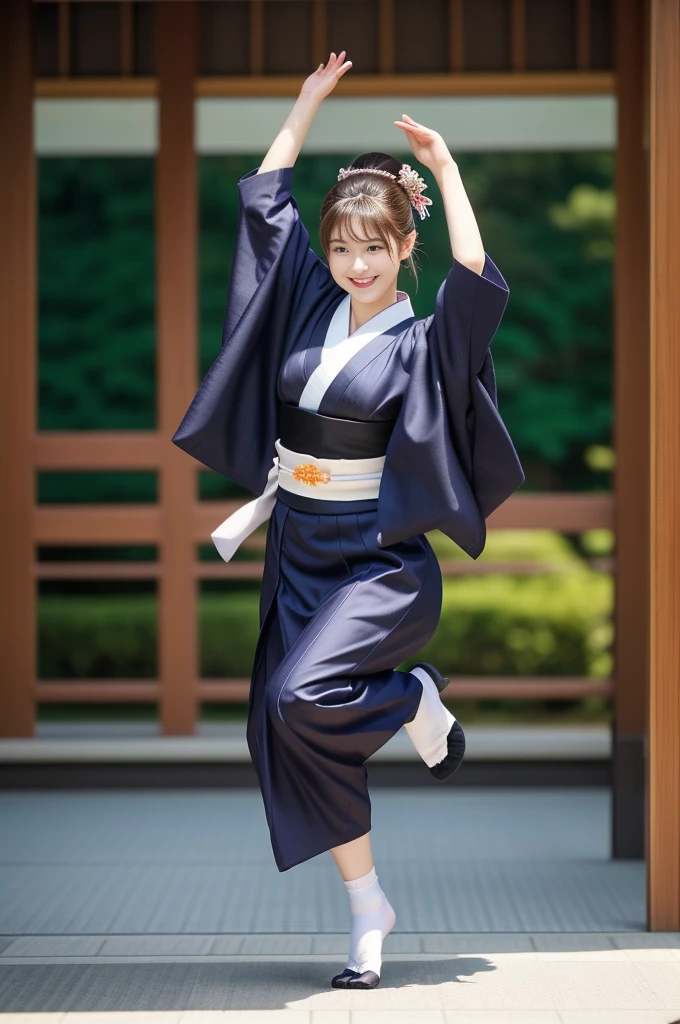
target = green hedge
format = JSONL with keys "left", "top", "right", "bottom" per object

{"left": 39, "top": 562, "right": 612, "bottom": 681}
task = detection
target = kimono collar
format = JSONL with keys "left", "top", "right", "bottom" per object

{"left": 297, "top": 289, "right": 416, "bottom": 414}
{"left": 325, "top": 290, "right": 415, "bottom": 350}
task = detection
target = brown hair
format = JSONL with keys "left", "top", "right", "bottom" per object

{"left": 319, "top": 152, "right": 420, "bottom": 287}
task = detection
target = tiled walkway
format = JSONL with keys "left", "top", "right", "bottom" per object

{"left": 0, "top": 789, "right": 642, "bottom": 934}
{"left": 0, "top": 787, "right": 667, "bottom": 1021}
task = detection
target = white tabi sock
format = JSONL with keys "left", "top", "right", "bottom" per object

{"left": 343, "top": 866, "right": 396, "bottom": 976}
{"left": 404, "top": 665, "right": 457, "bottom": 767}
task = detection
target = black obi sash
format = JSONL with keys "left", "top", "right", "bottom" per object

{"left": 276, "top": 403, "right": 396, "bottom": 515}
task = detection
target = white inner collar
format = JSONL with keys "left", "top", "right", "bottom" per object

{"left": 323, "top": 290, "right": 414, "bottom": 355}
{"left": 297, "top": 289, "right": 415, "bottom": 414}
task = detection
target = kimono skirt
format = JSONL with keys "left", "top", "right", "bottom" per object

{"left": 245, "top": 407, "right": 443, "bottom": 873}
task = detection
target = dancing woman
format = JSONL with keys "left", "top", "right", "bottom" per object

{"left": 173, "top": 52, "right": 524, "bottom": 989}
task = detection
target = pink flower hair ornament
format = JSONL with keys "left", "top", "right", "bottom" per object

{"left": 337, "top": 163, "right": 433, "bottom": 220}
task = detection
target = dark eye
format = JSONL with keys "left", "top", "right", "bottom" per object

{"left": 368, "top": 245, "right": 382, "bottom": 252}
{"left": 333, "top": 246, "right": 347, "bottom": 253}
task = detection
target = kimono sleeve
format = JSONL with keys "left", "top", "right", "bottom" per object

{"left": 221, "top": 165, "right": 330, "bottom": 348}
{"left": 432, "top": 251, "right": 525, "bottom": 522}
{"left": 377, "top": 252, "right": 524, "bottom": 559}
{"left": 171, "top": 165, "right": 335, "bottom": 492}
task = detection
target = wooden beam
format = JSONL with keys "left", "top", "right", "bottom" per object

{"left": 57, "top": 0, "right": 70, "bottom": 78}
{"left": 486, "top": 492, "right": 613, "bottom": 530}
{"left": 33, "top": 677, "right": 614, "bottom": 705}
{"left": 198, "top": 678, "right": 614, "bottom": 702}
{"left": 33, "top": 431, "right": 163, "bottom": 468}
{"left": 0, "top": 0, "right": 36, "bottom": 737}
{"left": 511, "top": 0, "right": 526, "bottom": 72}
{"left": 249, "top": 0, "right": 264, "bottom": 76}
{"left": 612, "top": 0, "right": 649, "bottom": 861}
{"left": 36, "top": 77, "right": 157, "bottom": 98}
{"left": 32, "top": 555, "right": 614, "bottom": 582}
{"left": 194, "top": 501, "right": 253, "bottom": 541}
{"left": 440, "top": 678, "right": 614, "bottom": 700}
{"left": 156, "top": 1, "right": 198, "bottom": 736}
{"left": 378, "top": 0, "right": 395, "bottom": 74}
{"left": 197, "top": 493, "right": 614, "bottom": 540}
{"left": 312, "top": 0, "right": 327, "bottom": 67}
{"left": 577, "top": 0, "right": 592, "bottom": 71}
{"left": 194, "top": 71, "right": 615, "bottom": 98}
{"left": 35, "top": 682, "right": 159, "bottom": 703}
{"left": 35, "top": 562, "right": 161, "bottom": 579}
{"left": 35, "top": 71, "right": 617, "bottom": 99}
{"left": 34, "top": 505, "right": 161, "bottom": 544}
{"left": 30, "top": 493, "right": 613, "bottom": 548}
{"left": 648, "top": 0, "right": 680, "bottom": 931}
{"left": 120, "top": 0, "right": 133, "bottom": 77}
{"left": 449, "top": 0, "right": 464, "bottom": 73}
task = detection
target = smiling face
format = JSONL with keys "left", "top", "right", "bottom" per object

{"left": 327, "top": 216, "right": 416, "bottom": 306}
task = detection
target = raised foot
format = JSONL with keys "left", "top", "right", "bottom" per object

{"left": 412, "top": 660, "right": 450, "bottom": 693}
{"left": 429, "top": 719, "right": 466, "bottom": 780}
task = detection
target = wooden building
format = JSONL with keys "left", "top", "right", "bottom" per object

{"left": 1, "top": 0, "right": 678, "bottom": 928}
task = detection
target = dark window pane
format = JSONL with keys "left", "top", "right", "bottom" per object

{"left": 35, "top": 2, "right": 59, "bottom": 77}
{"left": 71, "top": 2, "right": 122, "bottom": 77}
{"left": 590, "top": 0, "right": 612, "bottom": 70}
{"left": 463, "top": 0, "right": 510, "bottom": 72}
{"left": 133, "top": 1, "right": 155, "bottom": 76}
{"left": 264, "top": 0, "right": 313, "bottom": 74}
{"left": 38, "top": 157, "right": 156, "bottom": 430}
{"left": 395, "top": 0, "right": 448, "bottom": 73}
{"left": 37, "top": 471, "right": 158, "bottom": 505}
{"left": 199, "top": 470, "right": 253, "bottom": 501}
{"left": 327, "top": 0, "right": 378, "bottom": 74}
{"left": 526, "top": 0, "right": 576, "bottom": 71}
{"left": 200, "top": 1, "right": 250, "bottom": 75}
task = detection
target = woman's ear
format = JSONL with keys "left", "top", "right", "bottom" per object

{"left": 400, "top": 229, "right": 417, "bottom": 261}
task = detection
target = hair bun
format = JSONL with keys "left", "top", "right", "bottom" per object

{"left": 337, "top": 158, "right": 433, "bottom": 221}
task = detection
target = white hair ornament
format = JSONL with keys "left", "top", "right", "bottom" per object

{"left": 336, "top": 163, "right": 433, "bottom": 220}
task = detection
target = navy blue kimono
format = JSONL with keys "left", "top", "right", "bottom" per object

{"left": 172, "top": 165, "right": 524, "bottom": 871}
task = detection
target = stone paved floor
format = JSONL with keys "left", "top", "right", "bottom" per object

{"left": 0, "top": 789, "right": 643, "bottom": 934}
{"left": 0, "top": 787, "right": 663, "bottom": 1021}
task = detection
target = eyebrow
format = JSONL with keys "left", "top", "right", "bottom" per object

{"left": 329, "top": 237, "right": 383, "bottom": 244}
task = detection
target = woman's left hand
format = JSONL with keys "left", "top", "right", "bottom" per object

{"left": 393, "top": 114, "right": 455, "bottom": 175}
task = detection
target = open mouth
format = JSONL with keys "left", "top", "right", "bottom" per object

{"left": 349, "top": 276, "right": 378, "bottom": 288}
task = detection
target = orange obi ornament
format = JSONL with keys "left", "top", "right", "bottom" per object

{"left": 292, "top": 463, "right": 332, "bottom": 487}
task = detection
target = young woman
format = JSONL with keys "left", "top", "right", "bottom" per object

{"left": 173, "top": 52, "right": 524, "bottom": 990}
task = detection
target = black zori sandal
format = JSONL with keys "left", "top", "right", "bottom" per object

{"left": 331, "top": 967, "right": 381, "bottom": 989}
{"left": 411, "top": 661, "right": 467, "bottom": 780}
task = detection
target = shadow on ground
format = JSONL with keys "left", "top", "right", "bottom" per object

{"left": 0, "top": 958, "right": 497, "bottom": 1012}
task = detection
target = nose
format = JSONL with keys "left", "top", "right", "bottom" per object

{"left": 351, "top": 255, "right": 369, "bottom": 272}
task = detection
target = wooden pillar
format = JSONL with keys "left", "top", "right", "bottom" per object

{"left": 612, "top": 0, "right": 649, "bottom": 859}
{"left": 0, "top": 0, "right": 36, "bottom": 737}
{"left": 648, "top": 0, "right": 680, "bottom": 930}
{"left": 156, "top": 1, "right": 198, "bottom": 734}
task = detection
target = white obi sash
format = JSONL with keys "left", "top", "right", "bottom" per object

{"left": 211, "top": 441, "right": 385, "bottom": 562}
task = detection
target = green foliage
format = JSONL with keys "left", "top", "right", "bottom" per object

{"left": 427, "top": 528, "right": 580, "bottom": 563}
{"left": 452, "top": 152, "right": 615, "bottom": 494}
{"left": 416, "top": 571, "right": 612, "bottom": 679}
{"left": 38, "top": 157, "right": 156, "bottom": 430}
{"left": 200, "top": 591, "right": 260, "bottom": 676}
{"left": 39, "top": 595, "right": 158, "bottom": 678}
{"left": 39, "top": 563, "right": 612, "bottom": 682}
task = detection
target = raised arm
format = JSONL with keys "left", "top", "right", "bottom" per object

{"left": 258, "top": 51, "right": 353, "bottom": 175}
{"left": 394, "top": 113, "right": 485, "bottom": 275}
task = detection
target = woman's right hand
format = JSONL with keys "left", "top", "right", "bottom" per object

{"left": 300, "top": 51, "right": 352, "bottom": 103}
